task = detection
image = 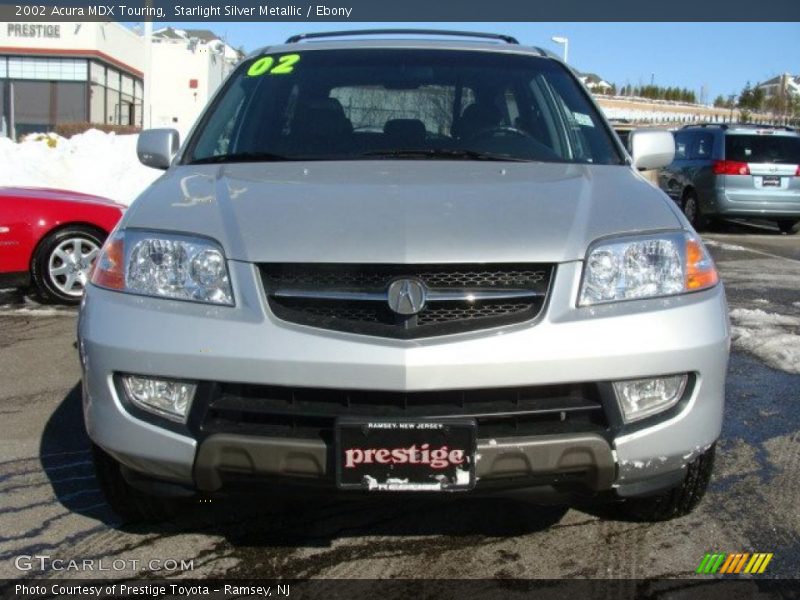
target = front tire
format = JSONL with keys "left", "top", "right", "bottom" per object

{"left": 91, "top": 443, "right": 182, "bottom": 523}
{"left": 616, "top": 444, "right": 715, "bottom": 522}
{"left": 777, "top": 219, "right": 799, "bottom": 235}
{"left": 31, "top": 225, "right": 104, "bottom": 304}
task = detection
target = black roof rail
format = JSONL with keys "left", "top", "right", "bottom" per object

{"left": 285, "top": 29, "right": 520, "bottom": 45}
{"left": 684, "top": 122, "right": 797, "bottom": 132}
{"left": 682, "top": 123, "right": 728, "bottom": 129}
{"left": 532, "top": 46, "right": 559, "bottom": 59}
{"left": 737, "top": 123, "right": 796, "bottom": 131}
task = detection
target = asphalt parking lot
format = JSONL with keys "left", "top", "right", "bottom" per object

{"left": 0, "top": 221, "right": 798, "bottom": 581}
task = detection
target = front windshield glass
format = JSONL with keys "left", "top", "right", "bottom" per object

{"left": 186, "top": 48, "right": 624, "bottom": 165}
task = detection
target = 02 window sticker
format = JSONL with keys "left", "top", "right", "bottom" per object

{"left": 247, "top": 54, "right": 301, "bottom": 77}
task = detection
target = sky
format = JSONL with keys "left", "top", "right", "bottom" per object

{"left": 143, "top": 21, "right": 800, "bottom": 102}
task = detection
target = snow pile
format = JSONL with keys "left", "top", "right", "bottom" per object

{"left": 0, "top": 129, "right": 160, "bottom": 206}
{"left": 704, "top": 239, "right": 749, "bottom": 252}
{"left": 730, "top": 308, "right": 800, "bottom": 375}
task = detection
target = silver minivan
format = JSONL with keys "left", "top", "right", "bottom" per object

{"left": 660, "top": 124, "right": 800, "bottom": 233}
{"left": 79, "top": 30, "right": 730, "bottom": 523}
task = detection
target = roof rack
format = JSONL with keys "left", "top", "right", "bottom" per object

{"left": 683, "top": 123, "right": 796, "bottom": 131}
{"left": 681, "top": 123, "right": 729, "bottom": 130}
{"left": 285, "top": 29, "right": 520, "bottom": 45}
{"left": 532, "top": 46, "right": 559, "bottom": 59}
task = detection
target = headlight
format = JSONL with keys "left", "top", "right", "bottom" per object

{"left": 578, "top": 232, "right": 718, "bottom": 306}
{"left": 91, "top": 230, "right": 233, "bottom": 305}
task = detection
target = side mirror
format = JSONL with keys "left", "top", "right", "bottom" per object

{"left": 629, "top": 129, "right": 675, "bottom": 171}
{"left": 137, "top": 128, "right": 180, "bottom": 170}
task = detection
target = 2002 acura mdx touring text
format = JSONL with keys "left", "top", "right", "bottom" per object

{"left": 79, "top": 30, "right": 730, "bottom": 523}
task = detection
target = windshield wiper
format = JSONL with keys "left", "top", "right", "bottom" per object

{"left": 188, "top": 151, "right": 294, "bottom": 164}
{"left": 360, "top": 149, "right": 532, "bottom": 162}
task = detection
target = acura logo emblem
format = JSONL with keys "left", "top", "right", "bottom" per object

{"left": 387, "top": 278, "right": 427, "bottom": 315}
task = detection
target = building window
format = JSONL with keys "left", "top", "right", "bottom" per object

{"left": 0, "top": 81, "right": 6, "bottom": 136}
{"left": 1, "top": 55, "right": 142, "bottom": 133}
{"left": 90, "top": 61, "right": 106, "bottom": 86}
{"left": 107, "top": 67, "right": 121, "bottom": 92}
{"left": 7, "top": 57, "right": 87, "bottom": 81}
{"left": 120, "top": 92, "right": 134, "bottom": 126}
{"left": 11, "top": 80, "right": 52, "bottom": 135}
{"left": 106, "top": 88, "right": 120, "bottom": 124}
{"left": 121, "top": 74, "right": 133, "bottom": 96}
{"left": 90, "top": 83, "right": 105, "bottom": 125}
{"left": 55, "top": 82, "right": 87, "bottom": 123}
{"left": 134, "top": 79, "right": 143, "bottom": 127}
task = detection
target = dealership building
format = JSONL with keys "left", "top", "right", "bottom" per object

{"left": 0, "top": 22, "right": 240, "bottom": 137}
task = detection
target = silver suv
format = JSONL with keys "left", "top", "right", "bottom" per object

{"left": 660, "top": 123, "right": 800, "bottom": 233}
{"left": 79, "top": 30, "right": 730, "bottom": 523}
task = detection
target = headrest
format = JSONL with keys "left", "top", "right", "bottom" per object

{"left": 293, "top": 97, "right": 352, "bottom": 138}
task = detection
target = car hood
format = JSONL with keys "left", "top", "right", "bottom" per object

{"left": 124, "top": 161, "right": 682, "bottom": 264}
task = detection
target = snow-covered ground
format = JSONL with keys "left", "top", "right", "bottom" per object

{"left": 709, "top": 243, "right": 800, "bottom": 376}
{"left": 730, "top": 308, "right": 800, "bottom": 375}
{"left": 0, "top": 130, "right": 159, "bottom": 206}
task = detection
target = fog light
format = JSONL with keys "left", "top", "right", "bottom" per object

{"left": 122, "top": 375, "right": 196, "bottom": 423}
{"left": 613, "top": 375, "right": 688, "bottom": 423}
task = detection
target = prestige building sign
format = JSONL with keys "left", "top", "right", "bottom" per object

{"left": 7, "top": 23, "right": 62, "bottom": 38}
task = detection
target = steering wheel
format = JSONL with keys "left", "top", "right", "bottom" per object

{"left": 464, "top": 125, "right": 534, "bottom": 141}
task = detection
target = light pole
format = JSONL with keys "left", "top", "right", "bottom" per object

{"left": 142, "top": 0, "right": 153, "bottom": 129}
{"left": 551, "top": 36, "right": 568, "bottom": 63}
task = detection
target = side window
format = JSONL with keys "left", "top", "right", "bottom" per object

{"left": 673, "top": 132, "right": 691, "bottom": 160}
{"left": 691, "top": 132, "right": 714, "bottom": 159}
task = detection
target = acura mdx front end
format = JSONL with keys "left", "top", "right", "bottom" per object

{"left": 79, "top": 31, "right": 729, "bottom": 523}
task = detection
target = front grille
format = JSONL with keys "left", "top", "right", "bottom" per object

{"left": 416, "top": 302, "right": 534, "bottom": 325}
{"left": 260, "top": 263, "right": 553, "bottom": 338}
{"left": 193, "top": 382, "right": 609, "bottom": 442}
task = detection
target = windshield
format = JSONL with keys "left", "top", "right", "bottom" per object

{"left": 725, "top": 134, "right": 800, "bottom": 164}
{"left": 186, "top": 49, "right": 623, "bottom": 165}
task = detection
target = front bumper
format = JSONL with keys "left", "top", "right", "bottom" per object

{"left": 79, "top": 260, "right": 730, "bottom": 497}
{"left": 192, "top": 432, "right": 616, "bottom": 493}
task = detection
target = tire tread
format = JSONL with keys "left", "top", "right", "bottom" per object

{"left": 91, "top": 444, "right": 181, "bottom": 523}
{"left": 618, "top": 444, "right": 715, "bottom": 522}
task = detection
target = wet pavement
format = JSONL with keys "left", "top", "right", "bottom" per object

{"left": 0, "top": 223, "right": 798, "bottom": 581}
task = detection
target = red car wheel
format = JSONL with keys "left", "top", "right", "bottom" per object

{"left": 31, "top": 225, "right": 105, "bottom": 304}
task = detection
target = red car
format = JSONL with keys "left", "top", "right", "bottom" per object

{"left": 0, "top": 187, "right": 125, "bottom": 304}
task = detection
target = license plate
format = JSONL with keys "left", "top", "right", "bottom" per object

{"left": 762, "top": 175, "right": 781, "bottom": 187}
{"left": 335, "top": 418, "right": 477, "bottom": 491}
